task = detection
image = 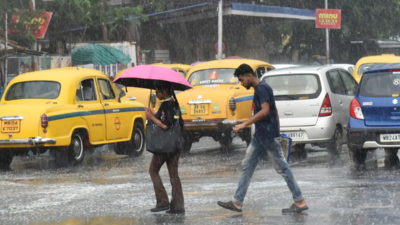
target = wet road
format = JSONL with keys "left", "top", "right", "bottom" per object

{"left": 1, "top": 138, "right": 400, "bottom": 225}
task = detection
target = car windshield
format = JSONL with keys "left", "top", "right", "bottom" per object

{"left": 358, "top": 63, "right": 390, "bottom": 75}
{"left": 188, "top": 69, "right": 238, "bottom": 86}
{"left": 263, "top": 74, "right": 321, "bottom": 100}
{"left": 5, "top": 81, "right": 61, "bottom": 100}
{"left": 360, "top": 72, "right": 400, "bottom": 97}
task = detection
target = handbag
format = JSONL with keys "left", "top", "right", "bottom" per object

{"left": 279, "top": 133, "right": 292, "bottom": 163}
{"left": 146, "top": 107, "right": 182, "bottom": 154}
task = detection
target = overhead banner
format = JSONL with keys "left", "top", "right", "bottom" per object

{"left": 8, "top": 12, "right": 53, "bottom": 39}
{"left": 316, "top": 9, "right": 341, "bottom": 29}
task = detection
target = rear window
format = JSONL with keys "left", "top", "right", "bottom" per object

{"left": 358, "top": 63, "right": 389, "bottom": 75}
{"left": 360, "top": 72, "right": 400, "bottom": 97}
{"left": 5, "top": 81, "right": 61, "bottom": 100}
{"left": 188, "top": 69, "right": 237, "bottom": 86}
{"left": 263, "top": 74, "right": 321, "bottom": 100}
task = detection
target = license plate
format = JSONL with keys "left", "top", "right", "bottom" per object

{"left": 1, "top": 120, "right": 21, "bottom": 133}
{"left": 191, "top": 104, "right": 209, "bottom": 115}
{"left": 283, "top": 132, "right": 304, "bottom": 139}
{"left": 380, "top": 134, "right": 400, "bottom": 142}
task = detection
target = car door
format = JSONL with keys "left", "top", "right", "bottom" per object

{"left": 97, "top": 78, "right": 129, "bottom": 141}
{"left": 75, "top": 78, "right": 106, "bottom": 142}
{"left": 338, "top": 70, "right": 358, "bottom": 134}
{"left": 255, "top": 66, "right": 267, "bottom": 78}
{"left": 326, "top": 70, "right": 349, "bottom": 129}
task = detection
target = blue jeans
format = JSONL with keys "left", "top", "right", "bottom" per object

{"left": 233, "top": 136, "right": 304, "bottom": 206}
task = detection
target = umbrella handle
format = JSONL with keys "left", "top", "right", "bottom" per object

{"left": 148, "top": 89, "right": 152, "bottom": 109}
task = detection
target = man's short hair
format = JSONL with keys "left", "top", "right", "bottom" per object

{"left": 234, "top": 64, "right": 255, "bottom": 77}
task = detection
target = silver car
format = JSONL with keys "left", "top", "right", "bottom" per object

{"left": 251, "top": 66, "right": 358, "bottom": 158}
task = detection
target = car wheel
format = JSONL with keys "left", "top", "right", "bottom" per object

{"left": 115, "top": 122, "right": 145, "bottom": 157}
{"left": 384, "top": 148, "right": 400, "bottom": 169}
{"left": 219, "top": 135, "right": 233, "bottom": 152}
{"left": 349, "top": 148, "right": 367, "bottom": 166}
{"left": 0, "top": 150, "right": 13, "bottom": 169}
{"left": 68, "top": 131, "right": 86, "bottom": 165}
{"left": 53, "top": 131, "right": 85, "bottom": 167}
{"left": 181, "top": 135, "right": 193, "bottom": 154}
{"left": 292, "top": 144, "right": 307, "bottom": 160}
{"left": 327, "top": 127, "right": 342, "bottom": 156}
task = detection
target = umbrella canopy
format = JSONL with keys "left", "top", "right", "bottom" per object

{"left": 113, "top": 65, "right": 192, "bottom": 91}
{"left": 191, "top": 61, "right": 204, "bottom": 66}
{"left": 226, "top": 56, "right": 243, "bottom": 59}
{"left": 72, "top": 43, "right": 131, "bottom": 66}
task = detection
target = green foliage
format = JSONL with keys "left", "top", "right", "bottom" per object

{"left": 0, "top": 1, "right": 48, "bottom": 47}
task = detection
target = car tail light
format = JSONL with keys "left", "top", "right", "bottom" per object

{"left": 229, "top": 97, "right": 236, "bottom": 111}
{"left": 350, "top": 98, "right": 364, "bottom": 120}
{"left": 41, "top": 114, "right": 48, "bottom": 128}
{"left": 319, "top": 93, "right": 332, "bottom": 117}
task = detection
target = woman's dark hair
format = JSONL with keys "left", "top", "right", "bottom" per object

{"left": 234, "top": 64, "right": 255, "bottom": 77}
{"left": 156, "top": 84, "right": 180, "bottom": 108}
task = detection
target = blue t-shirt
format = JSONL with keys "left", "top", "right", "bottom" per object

{"left": 253, "top": 81, "right": 280, "bottom": 139}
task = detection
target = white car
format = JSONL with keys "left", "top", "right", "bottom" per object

{"left": 271, "top": 64, "right": 300, "bottom": 69}
{"left": 251, "top": 65, "right": 358, "bottom": 159}
{"left": 331, "top": 64, "right": 355, "bottom": 74}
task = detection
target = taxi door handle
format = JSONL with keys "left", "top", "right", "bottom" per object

{"left": 78, "top": 105, "right": 84, "bottom": 108}
{"left": 104, "top": 103, "right": 109, "bottom": 106}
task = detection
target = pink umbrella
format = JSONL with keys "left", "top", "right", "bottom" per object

{"left": 191, "top": 61, "right": 204, "bottom": 66}
{"left": 226, "top": 56, "right": 243, "bottom": 59}
{"left": 113, "top": 65, "right": 192, "bottom": 91}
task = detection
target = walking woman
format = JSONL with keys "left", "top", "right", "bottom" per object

{"left": 145, "top": 85, "right": 185, "bottom": 214}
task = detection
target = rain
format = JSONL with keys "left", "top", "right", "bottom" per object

{"left": 1, "top": 0, "right": 400, "bottom": 224}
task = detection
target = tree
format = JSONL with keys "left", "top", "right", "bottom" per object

{"left": 35, "top": 0, "right": 148, "bottom": 54}
{"left": 0, "top": 0, "right": 47, "bottom": 47}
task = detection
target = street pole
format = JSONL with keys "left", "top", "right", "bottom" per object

{"left": 325, "top": 0, "right": 330, "bottom": 64}
{"left": 217, "top": 0, "right": 223, "bottom": 59}
{"left": 5, "top": 13, "right": 8, "bottom": 87}
{"left": 31, "top": 0, "right": 37, "bottom": 71}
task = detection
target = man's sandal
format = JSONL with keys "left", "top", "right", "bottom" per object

{"left": 282, "top": 204, "right": 309, "bottom": 213}
{"left": 217, "top": 201, "right": 242, "bottom": 212}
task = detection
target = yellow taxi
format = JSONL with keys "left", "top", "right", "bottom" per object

{"left": 0, "top": 67, "right": 146, "bottom": 168}
{"left": 114, "top": 63, "right": 193, "bottom": 111}
{"left": 178, "top": 59, "right": 274, "bottom": 152}
{"left": 353, "top": 54, "right": 400, "bottom": 82}
{"left": 152, "top": 63, "right": 192, "bottom": 78}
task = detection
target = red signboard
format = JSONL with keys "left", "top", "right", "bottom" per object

{"left": 8, "top": 12, "right": 53, "bottom": 39}
{"left": 316, "top": 9, "right": 341, "bottom": 29}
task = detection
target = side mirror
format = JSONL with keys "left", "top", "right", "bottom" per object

{"left": 118, "top": 91, "right": 125, "bottom": 103}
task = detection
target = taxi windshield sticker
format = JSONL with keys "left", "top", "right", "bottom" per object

{"left": 199, "top": 79, "right": 224, "bottom": 85}
{"left": 209, "top": 71, "right": 218, "bottom": 80}
{"left": 393, "top": 79, "right": 400, "bottom": 85}
{"left": 229, "top": 77, "right": 237, "bottom": 83}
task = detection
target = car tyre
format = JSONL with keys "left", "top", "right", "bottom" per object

{"left": 384, "top": 148, "right": 399, "bottom": 169}
{"left": 115, "top": 122, "right": 145, "bottom": 157}
{"left": 219, "top": 135, "right": 233, "bottom": 152}
{"left": 53, "top": 131, "right": 85, "bottom": 167}
{"left": 68, "top": 131, "right": 86, "bottom": 165}
{"left": 327, "top": 127, "right": 342, "bottom": 156}
{"left": 349, "top": 148, "right": 367, "bottom": 166}
{"left": 181, "top": 135, "right": 193, "bottom": 155}
{"left": 0, "top": 150, "right": 13, "bottom": 169}
{"left": 292, "top": 144, "right": 307, "bottom": 160}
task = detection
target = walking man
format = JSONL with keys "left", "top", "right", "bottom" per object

{"left": 217, "top": 64, "right": 308, "bottom": 213}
